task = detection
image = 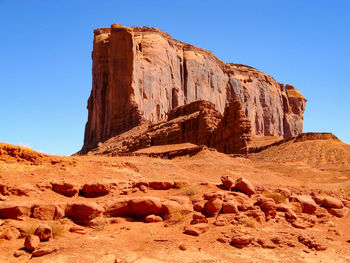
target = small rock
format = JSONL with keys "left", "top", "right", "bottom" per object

{"left": 221, "top": 176, "right": 235, "bottom": 190}
{"left": 13, "top": 250, "right": 26, "bottom": 257}
{"left": 51, "top": 182, "right": 79, "bottom": 197}
{"left": 222, "top": 200, "right": 238, "bottom": 214}
{"left": 327, "top": 207, "right": 347, "bottom": 218}
{"left": 203, "top": 198, "right": 223, "bottom": 217}
{"left": 260, "top": 200, "right": 277, "bottom": 221}
{"left": 234, "top": 177, "right": 255, "bottom": 196}
{"left": 34, "top": 224, "right": 52, "bottom": 241}
{"left": 190, "top": 213, "right": 208, "bottom": 225}
{"left": 149, "top": 181, "right": 174, "bottom": 190}
{"left": 32, "top": 247, "right": 57, "bottom": 257}
{"left": 139, "top": 185, "right": 147, "bottom": 192}
{"left": 179, "top": 244, "right": 187, "bottom": 250}
{"left": 217, "top": 237, "right": 230, "bottom": 243}
{"left": 320, "top": 196, "right": 343, "bottom": 209}
{"left": 80, "top": 182, "right": 112, "bottom": 197}
{"left": 230, "top": 234, "right": 254, "bottom": 248}
{"left": 24, "top": 235, "right": 40, "bottom": 250}
{"left": 290, "top": 195, "right": 317, "bottom": 214}
{"left": 184, "top": 223, "right": 209, "bottom": 236}
{"left": 69, "top": 226, "right": 86, "bottom": 234}
{"left": 145, "top": 214, "right": 163, "bottom": 223}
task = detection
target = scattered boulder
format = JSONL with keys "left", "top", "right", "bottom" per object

{"left": 221, "top": 176, "right": 235, "bottom": 190}
{"left": 149, "top": 181, "right": 174, "bottom": 190}
{"left": 203, "top": 198, "right": 223, "bottom": 217}
{"left": 31, "top": 204, "right": 57, "bottom": 220}
{"left": 129, "top": 197, "right": 163, "bottom": 217}
{"left": 69, "top": 226, "right": 86, "bottom": 234}
{"left": 0, "top": 201, "right": 31, "bottom": 219}
{"left": 34, "top": 224, "right": 52, "bottom": 241}
{"left": 298, "top": 235, "right": 327, "bottom": 251}
{"left": 184, "top": 223, "right": 209, "bottom": 236}
{"left": 51, "top": 182, "right": 79, "bottom": 197}
{"left": 145, "top": 214, "right": 163, "bottom": 223}
{"left": 191, "top": 213, "right": 208, "bottom": 225}
{"left": 80, "top": 182, "right": 113, "bottom": 197}
{"left": 234, "top": 178, "right": 255, "bottom": 196}
{"left": 193, "top": 200, "right": 206, "bottom": 212}
{"left": 13, "top": 250, "right": 26, "bottom": 258}
{"left": 203, "top": 192, "right": 225, "bottom": 200}
{"left": 162, "top": 199, "right": 192, "bottom": 219}
{"left": 104, "top": 198, "right": 130, "bottom": 217}
{"left": 230, "top": 234, "right": 254, "bottom": 248}
{"left": 285, "top": 209, "right": 298, "bottom": 221}
{"left": 179, "top": 244, "right": 187, "bottom": 251}
{"left": 327, "top": 207, "right": 347, "bottom": 218}
{"left": 66, "top": 202, "right": 104, "bottom": 225}
{"left": 24, "top": 235, "right": 40, "bottom": 250}
{"left": 320, "top": 196, "right": 343, "bottom": 209}
{"left": 290, "top": 195, "right": 317, "bottom": 214}
{"left": 222, "top": 200, "right": 239, "bottom": 214}
{"left": 32, "top": 247, "right": 58, "bottom": 257}
{"left": 260, "top": 200, "right": 277, "bottom": 221}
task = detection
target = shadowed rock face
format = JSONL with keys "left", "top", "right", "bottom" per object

{"left": 82, "top": 23, "right": 306, "bottom": 153}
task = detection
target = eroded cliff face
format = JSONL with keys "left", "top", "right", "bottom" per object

{"left": 82, "top": 23, "right": 306, "bottom": 153}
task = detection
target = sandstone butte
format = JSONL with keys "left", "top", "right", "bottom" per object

{"left": 80, "top": 23, "right": 307, "bottom": 154}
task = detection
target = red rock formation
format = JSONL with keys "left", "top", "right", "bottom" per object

{"left": 81, "top": 23, "right": 307, "bottom": 153}
{"left": 84, "top": 100, "right": 251, "bottom": 155}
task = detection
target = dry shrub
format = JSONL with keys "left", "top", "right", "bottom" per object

{"left": 180, "top": 185, "right": 200, "bottom": 197}
{"left": 240, "top": 216, "right": 258, "bottom": 228}
{"left": 48, "top": 221, "right": 65, "bottom": 237}
{"left": 263, "top": 191, "right": 287, "bottom": 203}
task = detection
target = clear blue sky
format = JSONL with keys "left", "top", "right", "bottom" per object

{"left": 1, "top": 0, "right": 349, "bottom": 155}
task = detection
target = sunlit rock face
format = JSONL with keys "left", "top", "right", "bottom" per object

{"left": 81, "top": 24, "right": 306, "bottom": 153}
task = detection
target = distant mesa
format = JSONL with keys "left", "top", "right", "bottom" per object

{"left": 80, "top": 23, "right": 307, "bottom": 155}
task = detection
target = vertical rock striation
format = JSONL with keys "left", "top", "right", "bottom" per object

{"left": 82, "top": 24, "right": 306, "bottom": 153}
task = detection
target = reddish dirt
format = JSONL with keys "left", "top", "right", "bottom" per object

{"left": 0, "top": 139, "right": 349, "bottom": 262}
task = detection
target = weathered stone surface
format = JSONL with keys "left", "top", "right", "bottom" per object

{"left": 34, "top": 224, "right": 52, "bottom": 241}
{"left": 0, "top": 202, "right": 31, "bottom": 219}
{"left": 290, "top": 195, "right": 317, "bottom": 214}
{"left": 230, "top": 234, "right": 254, "bottom": 248}
{"left": 24, "top": 235, "right": 40, "bottom": 250}
{"left": 129, "top": 197, "right": 163, "bottom": 217}
{"left": 51, "top": 182, "right": 79, "bottom": 197}
{"left": 184, "top": 223, "right": 209, "bottom": 236}
{"left": 203, "top": 198, "right": 223, "bottom": 217}
{"left": 222, "top": 200, "right": 239, "bottom": 214}
{"left": 319, "top": 196, "right": 343, "bottom": 209}
{"left": 221, "top": 176, "right": 235, "bottom": 190}
{"left": 145, "top": 214, "right": 163, "bottom": 223}
{"left": 80, "top": 182, "right": 113, "bottom": 197}
{"left": 234, "top": 177, "right": 255, "bottom": 196}
{"left": 81, "top": 24, "right": 306, "bottom": 154}
{"left": 65, "top": 202, "right": 104, "bottom": 225}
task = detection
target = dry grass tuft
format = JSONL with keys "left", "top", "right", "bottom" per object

{"left": 239, "top": 216, "right": 259, "bottom": 228}
{"left": 180, "top": 185, "right": 200, "bottom": 197}
{"left": 48, "top": 221, "right": 65, "bottom": 237}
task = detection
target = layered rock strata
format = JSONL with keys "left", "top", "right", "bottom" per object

{"left": 87, "top": 100, "right": 252, "bottom": 155}
{"left": 82, "top": 23, "right": 306, "bottom": 153}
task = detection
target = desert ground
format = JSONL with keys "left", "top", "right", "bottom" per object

{"left": 0, "top": 134, "right": 349, "bottom": 262}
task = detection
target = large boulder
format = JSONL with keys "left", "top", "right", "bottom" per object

{"left": 65, "top": 202, "right": 104, "bottom": 225}
{"left": 129, "top": 197, "right": 163, "bottom": 217}
{"left": 234, "top": 177, "right": 255, "bottom": 196}
{"left": 0, "top": 201, "right": 31, "bottom": 219}
{"left": 104, "top": 198, "right": 130, "bottom": 217}
{"left": 221, "top": 176, "right": 235, "bottom": 190}
{"left": 203, "top": 198, "right": 223, "bottom": 217}
{"left": 79, "top": 182, "right": 113, "bottom": 197}
{"left": 290, "top": 195, "right": 317, "bottom": 214}
{"left": 24, "top": 235, "right": 40, "bottom": 251}
{"left": 51, "top": 182, "right": 79, "bottom": 197}
{"left": 320, "top": 196, "right": 343, "bottom": 209}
